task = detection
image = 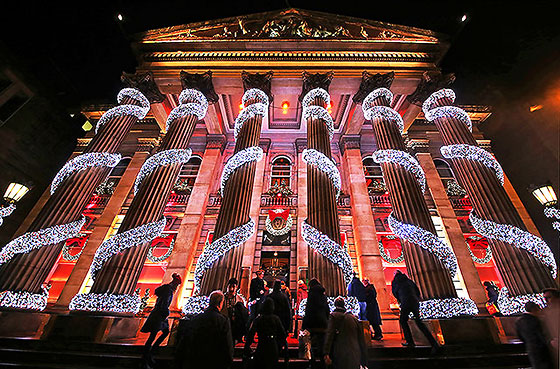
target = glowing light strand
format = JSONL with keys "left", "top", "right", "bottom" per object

{"left": 422, "top": 89, "right": 472, "bottom": 132}
{"left": 469, "top": 211, "right": 557, "bottom": 278}
{"left": 242, "top": 88, "right": 269, "bottom": 106}
{"left": 265, "top": 214, "right": 293, "bottom": 236}
{"left": 302, "top": 221, "right": 353, "bottom": 284}
{"left": 372, "top": 149, "right": 426, "bottom": 192}
{"left": 0, "top": 217, "right": 86, "bottom": 266}
{"left": 416, "top": 297, "right": 478, "bottom": 319}
{"left": 147, "top": 237, "right": 174, "bottom": 263}
{"left": 388, "top": 213, "right": 457, "bottom": 277}
{"left": 134, "top": 149, "right": 192, "bottom": 195}
{"left": 0, "top": 204, "right": 16, "bottom": 227}
{"left": 302, "top": 149, "right": 341, "bottom": 197}
{"left": 362, "top": 88, "right": 393, "bottom": 110}
{"left": 194, "top": 219, "right": 255, "bottom": 292}
{"left": 441, "top": 144, "right": 504, "bottom": 185}
{"left": 363, "top": 105, "right": 404, "bottom": 133}
{"left": 95, "top": 88, "right": 150, "bottom": 133}
{"left": 234, "top": 103, "right": 268, "bottom": 139}
{"left": 69, "top": 291, "right": 142, "bottom": 314}
{"left": 89, "top": 218, "right": 166, "bottom": 280}
{"left": 378, "top": 235, "right": 404, "bottom": 264}
{"left": 179, "top": 89, "right": 208, "bottom": 111}
{"left": 220, "top": 147, "right": 264, "bottom": 194}
{"left": 298, "top": 296, "right": 360, "bottom": 317}
{"left": 302, "top": 106, "right": 334, "bottom": 140}
{"left": 544, "top": 207, "right": 560, "bottom": 220}
{"left": 0, "top": 285, "right": 51, "bottom": 311}
{"left": 51, "top": 153, "right": 122, "bottom": 194}
{"left": 302, "top": 88, "right": 330, "bottom": 109}
{"left": 497, "top": 287, "right": 546, "bottom": 316}
{"left": 182, "top": 295, "right": 210, "bottom": 315}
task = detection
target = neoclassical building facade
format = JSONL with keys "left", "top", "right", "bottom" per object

{"left": 0, "top": 9, "right": 556, "bottom": 334}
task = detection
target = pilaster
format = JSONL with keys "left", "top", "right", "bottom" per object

{"left": 295, "top": 138, "right": 308, "bottom": 281}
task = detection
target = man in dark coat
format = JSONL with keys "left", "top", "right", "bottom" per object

{"left": 391, "top": 270, "right": 439, "bottom": 351}
{"left": 267, "top": 280, "right": 293, "bottom": 334}
{"left": 183, "top": 290, "right": 233, "bottom": 369}
{"left": 141, "top": 273, "right": 182, "bottom": 361}
{"left": 220, "top": 278, "right": 248, "bottom": 344}
{"left": 363, "top": 277, "right": 383, "bottom": 340}
{"left": 249, "top": 269, "right": 266, "bottom": 321}
{"left": 516, "top": 301, "right": 553, "bottom": 369}
{"left": 348, "top": 273, "right": 367, "bottom": 320}
{"left": 303, "top": 278, "right": 330, "bottom": 369}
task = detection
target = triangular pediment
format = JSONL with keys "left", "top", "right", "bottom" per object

{"left": 140, "top": 8, "right": 443, "bottom": 42}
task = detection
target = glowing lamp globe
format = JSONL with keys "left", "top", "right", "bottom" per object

{"left": 531, "top": 184, "right": 557, "bottom": 207}
{"left": 4, "top": 182, "right": 30, "bottom": 204}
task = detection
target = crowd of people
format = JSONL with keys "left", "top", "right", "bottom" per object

{"left": 140, "top": 270, "right": 560, "bottom": 369}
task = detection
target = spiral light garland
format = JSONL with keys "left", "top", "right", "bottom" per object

{"left": 69, "top": 291, "right": 142, "bottom": 314}
{"left": 51, "top": 153, "right": 122, "bottom": 194}
{"left": 95, "top": 88, "right": 150, "bottom": 133}
{"left": 362, "top": 88, "right": 404, "bottom": 133}
{"left": 234, "top": 103, "right": 268, "bottom": 139}
{"left": 0, "top": 285, "right": 51, "bottom": 310}
{"left": 372, "top": 149, "right": 426, "bottom": 193}
{"left": 182, "top": 295, "right": 211, "bottom": 315}
{"left": 220, "top": 147, "right": 264, "bottom": 194}
{"left": 497, "top": 287, "right": 546, "bottom": 316}
{"left": 302, "top": 106, "right": 334, "bottom": 140}
{"left": 0, "top": 204, "right": 16, "bottom": 227}
{"left": 302, "top": 88, "right": 330, "bottom": 109}
{"left": 388, "top": 213, "right": 457, "bottom": 277}
{"left": 298, "top": 296, "right": 360, "bottom": 317}
{"left": 441, "top": 144, "right": 504, "bottom": 185}
{"left": 416, "top": 297, "right": 478, "bottom": 319}
{"left": 469, "top": 211, "right": 556, "bottom": 278}
{"left": 134, "top": 149, "right": 192, "bottom": 195}
{"left": 544, "top": 207, "right": 560, "bottom": 232}
{"left": 422, "top": 89, "right": 472, "bottom": 132}
{"left": 302, "top": 221, "right": 353, "bottom": 284}
{"left": 302, "top": 149, "right": 341, "bottom": 197}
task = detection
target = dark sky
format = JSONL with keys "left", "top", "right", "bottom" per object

{"left": 1, "top": 0, "right": 559, "bottom": 252}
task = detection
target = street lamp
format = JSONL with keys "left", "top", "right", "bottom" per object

{"left": 529, "top": 183, "right": 559, "bottom": 231}
{"left": 0, "top": 182, "right": 31, "bottom": 226}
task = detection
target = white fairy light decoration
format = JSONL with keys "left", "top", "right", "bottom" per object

{"left": 544, "top": 207, "right": 560, "bottom": 226}
{"left": 422, "top": 89, "right": 472, "bottom": 131}
{"left": 362, "top": 88, "right": 393, "bottom": 110}
{"left": 69, "top": 291, "right": 142, "bottom": 314}
{"left": 417, "top": 297, "right": 478, "bottom": 319}
{"left": 302, "top": 149, "right": 341, "bottom": 197}
{"left": 302, "top": 106, "right": 334, "bottom": 140}
{"left": 234, "top": 103, "right": 268, "bottom": 139}
{"left": 298, "top": 296, "right": 360, "bottom": 317}
{"left": 0, "top": 217, "right": 86, "bottom": 266}
{"left": 496, "top": 287, "right": 546, "bottom": 316}
{"left": 265, "top": 214, "right": 293, "bottom": 236}
{"left": 147, "top": 237, "right": 174, "bottom": 263}
{"left": 242, "top": 88, "right": 269, "bottom": 106}
{"left": 441, "top": 144, "right": 504, "bottom": 185}
{"left": 134, "top": 149, "right": 192, "bottom": 195}
{"left": 302, "top": 222, "right": 353, "bottom": 284}
{"left": 372, "top": 149, "right": 426, "bottom": 192}
{"left": 378, "top": 235, "right": 404, "bottom": 264}
{"left": 220, "top": 147, "right": 264, "bottom": 194}
{"left": 470, "top": 211, "right": 557, "bottom": 278}
{"left": 388, "top": 214, "right": 457, "bottom": 277}
{"left": 0, "top": 284, "right": 51, "bottom": 311}
{"left": 302, "top": 88, "right": 330, "bottom": 109}
{"left": 179, "top": 88, "right": 209, "bottom": 111}
{"left": 194, "top": 219, "right": 255, "bottom": 291}
{"left": 363, "top": 105, "right": 405, "bottom": 133}
{"left": 51, "top": 153, "right": 122, "bottom": 194}
{"left": 95, "top": 88, "right": 150, "bottom": 133}
{"left": 182, "top": 295, "right": 210, "bottom": 315}
{"left": 0, "top": 204, "right": 16, "bottom": 227}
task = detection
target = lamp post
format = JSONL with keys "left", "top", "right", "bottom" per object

{"left": 0, "top": 182, "right": 31, "bottom": 226}
{"left": 529, "top": 183, "right": 560, "bottom": 231}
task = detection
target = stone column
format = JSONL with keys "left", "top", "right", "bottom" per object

{"left": 295, "top": 139, "right": 308, "bottom": 282}
{"left": 423, "top": 89, "right": 556, "bottom": 296}
{"left": 358, "top": 75, "right": 456, "bottom": 300}
{"left": 340, "top": 135, "right": 391, "bottom": 310}
{"left": 0, "top": 88, "right": 150, "bottom": 302}
{"left": 88, "top": 89, "right": 208, "bottom": 298}
{"left": 417, "top": 152, "right": 487, "bottom": 308}
{"left": 200, "top": 71, "right": 272, "bottom": 294}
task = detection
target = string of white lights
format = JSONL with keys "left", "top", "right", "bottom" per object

{"left": 298, "top": 296, "right": 360, "bottom": 317}
{"left": 469, "top": 211, "right": 557, "bottom": 278}
{"left": 441, "top": 144, "right": 504, "bottom": 185}
{"left": 147, "top": 237, "right": 174, "bottom": 263}
{"left": 422, "top": 89, "right": 456, "bottom": 112}
{"left": 179, "top": 89, "right": 209, "bottom": 111}
{"left": 234, "top": 103, "right": 268, "bottom": 139}
{"left": 302, "top": 221, "right": 353, "bottom": 284}
{"left": 302, "top": 149, "right": 341, "bottom": 197}
{"left": 95, "top": 88, "right": 150, "bottom": 133}
{"left": 88, "top": 217, "right": 166, "bottom": 280}
{"left": 422, "top": 89, "right": 473, "bottom": 132}
{"left": 416, "top": 297, "right": 478, "bottom": 319}
{"left": 265, "top": 214, "right": 293, "bottom": 236}
{"left": 372, "top": 149, "right": 426, "bottom": 192}
{"left": 69, "top": 291, "right": 142, "bottom": 314}
{"left": 302, "top": 88, "right": 330, "bottom": 109}
{"left": 496, "top": 287, "right": 546, "bottom": 316}
{"left": 388, "top": 213, "right": 458, "bottom": 277}
{"left": 0, "top": 204, "right": 16, "bottom": 227}
{"left": 544, "top": 207, "right": 560, "bottom": 220}
{"left": 182, "top": 295, "right": 210, "bottom": 315}
{"left": 220, "top": 146, "right": 264, "bottom": 194}
{"left": 363, "top": 105, "right": 405, "bottom": 133}
{"left": 51, "top": 152, "right": 122, "bottom": 194}
{"left": 0, "top": 285, "right": 51, "bottom": 311}
{"left": 134, "top": 149, "right": 192, "bottom": 195}
{"left": 378, "top": 235, "right": 404, "bottom": 264}
{"left": 362, "top": 87, "right": 393, "bottom": 110}
{"left": 242, "top": 88, "right": 270, "bottom": 106}
{"left": 302, "top": 106, "right": 334, "bottom": 140}
{"left": 0, "top": 216, "right": 85, "bottom": 266}
{"left": 194, "top": 219, "right": 255, "bottom": 292}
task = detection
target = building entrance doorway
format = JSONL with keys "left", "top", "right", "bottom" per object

{"left": 260, "top": 251, "right": 290, "bottom": 285}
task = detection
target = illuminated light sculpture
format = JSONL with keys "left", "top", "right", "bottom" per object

{"left": 194, "top": 219, "right": 255, "bottom": 292}
{"left": 0, "top": 217, "right": 86, "bottom": 266}
{"left": 234, "top": 103, "right": 268, "bottom": 139}
{"left": 220, "top": 147, "right": 264, "bottom": 194}
{"left": 298, "top": 296, "right": 360, "bottom": 317}
{"left": 422, "top": 89, "right": 472, "bottom": 132}
{"left": 544, "top": 207, "right": 560, "bottom": 220}
{"left": 441, "top": 144, "right": 504, "bottom": 185}
{"left": 0, "top": 204, "right": 16, "bottom": 227}
{"left": 372, "top": 149, "right": 426, "bottom": 193}
{"left": 417, "top": 297, "right": 478, "bottom": 319}
{"left": 0, "top": 284, "right": 51, "bottom": 310}
{"left": 265, "top": 214, "right": 293, "bottom": 236}
{"left": 362, "top": 87, "right": 393, "bottom": 108}
{"left": 364, "top": 105, "right": 404, "bottom": 133}
{"left": 497, "top": 287, "right": 546, "bottom": 316}
{"left": 301, "top": 221, "right": 353, "bottom": 284}
{"left": 378, "top": 235, "right": 404, "bottom": 264}
{"left": 302, "top": 149, "right": 341, "bottom": 197}
{"left": 469, "top": 211, "right": 557, "bottom": 278}
{"left": 165, "top": 89, "right": 208, "bottom": 130}
{"left": 182, "top": 295, "right": 210, "bottom": 315}
{"left": 388, "top": 214, "right": 457, "bottom": 277}
{"left": 179, "top": 89, "right": 209, "bottom": 113}
{"left": 51, "top": 152, "right": 122, "bottom": 194}
{"left": 466, "top": 236, "right": 493, "bottom": 264}
{"left": 89, "top": 217, "right": 166, "bottom": 280}
{"left": 302, "top": 88, "right": 330, "bottom": 109}
{"left": 134, "top": 149, "right": 192, "bottom": 194}
{"left": 69, "top": 291, "right": 142, "bottom": 314}
{"left": 147, "top": 237, "right": 174, "bottom": 263}
{"left": 242, "top": 88, "right": 270, "bottom": 106}
{"left": 95, "top": 88, "right": 150, "bottom": 133}
{"left": 302, "top": 106, "right": 334, "bottom": 140}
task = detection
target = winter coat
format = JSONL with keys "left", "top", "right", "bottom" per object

{"left": 220, "top": 292, "right": 248, "bottom": 342}
{"left": 302, "top": 283, "right": 330, "bottom": 332}
{"left": 140, "top": 283, "right": 174, "bottom": 333}
{"left": 364, "top": 283, "right": 382, "bottom": 326}
{"left": 244, "top": 313, "right": 288, "bottom": 369}
{"left": 348, "top": 276, "right": 367, "bottom": 302}
{"left": 324, "top": 308, "right": 368, "bottom": 369}
{"left": 267, "top": 290, "right": 292, "bottom": 333}
{"left": 391, "top": 273, "right": 421, "bottom": 308}
{"left": 249, "top": 277, "right": 266, "bottom": 301}
{"left": 516, "top": 313, "right": 554, "bottom": 369}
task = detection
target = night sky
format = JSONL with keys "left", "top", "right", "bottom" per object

{"left": 1, "top": 1, "right": 558, "bottom": 253}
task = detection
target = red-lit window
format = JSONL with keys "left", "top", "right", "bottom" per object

{"left": 270, "top": 156, "right": 291, "bottom": 188}
{"left": 362, "top": 157, "right": 385, "bottom": 193}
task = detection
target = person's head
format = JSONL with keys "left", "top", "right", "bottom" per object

{"left": 298, "top": 280, "right": 305, "bottom": 288}
{"left": 483, "top": 281, "right": 496, "bottom": 289}
{"left": 273, "top": 280, "right": 282, "bottom": 293}
{"left": 227, "top": 278, "right": 238, "bottom": 294}
{"left": 261, "top": 297, "right": 275, "bottom": 315}
{"left": 334, "top": 297, "right": 345, "bottom": 311}
{"left": 209, "top": 290, "right": 225, "bottom": 310}
{"left": 255, "top": 270, "right": 264, "bottom": 279}
{"left": 543, "top": 288, "right": 560, "bottom": 305}
{"left": 525, "top": 301, "right": 541, "bottom": 314}
{"left": 308, "top": 278, "right": 320, "bottom": 289}
{"left": 362, "top": 277, "right": 370, "bottom": 286}
{"left": 170, "top": 273, "right": 182, "bottom": 290}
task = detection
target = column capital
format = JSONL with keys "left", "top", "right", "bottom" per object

{"left": 406, "top": 72, "right": 455, "bottom": 106}
{"left": 299, "top": 71, "right": 334, "bottom": 101}
{"left": 259, "top": 138, "right": 272, "bottom": 154}
{"left": 294, "top": 138, "right": 307, "bottom": 153}
{"left": 242, "top": 71, "right": 273, "bottom": 102}
{"left": 205, "top": 134, "right": 227, "bottom": 152}
{"left": 180, "top": 70, "right": 219, "bottom": 104}
{"left": 121, "top": 71, "right": 165, "bottom": 104}
{"left": 339, "top": 135, "right": 362, "bottom": 155}
{"left": 352, "top": 71, "right": 395, "bottom": 104}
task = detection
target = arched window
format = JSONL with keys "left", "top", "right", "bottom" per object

{"left": 434, "top": 159, "right": 454, "bottom": 182}
{"left": 362, "top": 157, "right": 385, "bottom": 193}
{"left": 175, "top": 156, "right": 202, "bottom": 193}
{"left": 270, "top": 156, "right": 291, "bottom": 188}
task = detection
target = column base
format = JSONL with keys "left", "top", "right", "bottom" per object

{"left": 0, "top": 311, "right": 51, "bottom": 338}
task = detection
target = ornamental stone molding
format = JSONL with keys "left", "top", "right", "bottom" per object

{"left": 407, "top": 72, "right": 455, "bottom": 106}
{"left": 339, "top": 135, "right": 361, "bottom": 154}
{"left": 259, "top": 138, "right": 272, "bottom": 154}
{"left": 352, "top": 71, "right": 395, "bottom": 104}
{"left": 294, "top": 138, "right": 308, "bottom": 153}
{"left": 205, "top": 134, "right": 227, "bottom": 152}
{"left": 242, "top": 71, "right": 274, "bottom": 102}
{"left": 180, "top": 70, "right": 219, "bottom": 104}
{"left": 299, "top": 71, "right": 334, "bottom": 101}
{"left": 121, "top": 72, "right": 165, "bottom": 104}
